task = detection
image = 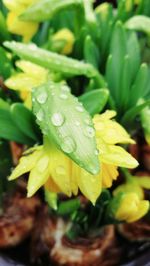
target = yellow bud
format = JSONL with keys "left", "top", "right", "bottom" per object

{"left": 53, "top": 28, "right": 75, "bottom": 55}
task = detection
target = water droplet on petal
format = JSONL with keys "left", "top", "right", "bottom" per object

{"left": 84, "top": 126, "right": 95, "bottom": 138}
{"left": 60, "top": 93, "right": 68, "bottom": 100}
{"left": 61, "top": 136, "right": 76, "bottom": 153}
{"left": 37, "top": 91, "right": 48, "bottom": 104}
{"left": 51, "top": 113, "right": 65, "bottom": 127}
{"left": 56, "top": 166, "right": 66, "bottom": 175}
{"left": 37, "top": 156, "right": 49, "bottom": 173}
{"left": 36, "top": 109, "right": 44, "bottom": 121}
{"left": 76, "top": 105, "right": 84, "bottom": 112}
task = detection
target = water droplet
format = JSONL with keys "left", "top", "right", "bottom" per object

{"left": 61, "top": 136, "right": 76, "bottom": 154}
{"left": 61, "top": 85, "right": 70, "bottom": 92}
{"left": 37, "top": 91, "right": 48, "bottom": 104}
{"left": 37, "top": 156, "right": 49, "bottom": 173}
{"left": 85, "top": 118, "right": 90, "bottom": 125}
{"left": 95, "top": 149, "right": 99, "bottom": 156}
{"left": 85, "top": 126, "right": 95, "bottom": 138}
{"left": 29, "top": 43, "right": 37, "bottom": 51}
{"left": 76, "top": 105, "right": 84, "bottom": 112}
{"left": 56, "top": 166, "right": 66, "bottom": 175}
{"left": 60, "top": 93, "right": 68, "bottom": 100}
{"left": 75, "top": 121, "right": 80, "bottom": 126}
{"left": 36, "top": 109, "right": 44, "bottom": 121}
{"left": 51, "top": 113, "right": 65, "bottom": 127}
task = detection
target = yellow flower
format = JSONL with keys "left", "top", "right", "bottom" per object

{"left": 113, "top": 173, "right": 150, "bottom": 200}
{"left": 52, "top": 28, "right": 75, "bottom": 55}
{"left": 3, "top": 0, "right": 39, "bottom": 42}
{"left": 115, "top": 192, "right": 149, "bottom": 223}
{"left": 9, "top": 110, "right": 138, "bottom": 204}
{"left": 5, "top": 60, "right": 49, "bottom": 108}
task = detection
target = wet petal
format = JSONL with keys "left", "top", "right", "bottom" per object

{"left": 9, "top": 147, "right": 42, "bottom": 180}
{"left": 77, "top": 168, "right": 102, "bottom": 205}
{"left": 27, "top": 153, "right": 50, "bottom": 197}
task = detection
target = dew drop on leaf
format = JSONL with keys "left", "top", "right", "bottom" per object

{"left": 36, "top": 109, "right": 44, "bottom": 121}
{"left": 84, "top": 126, "right": 95, "bottom": 138}
{"left": 59, "top": 93, "right": 68, "bottom": 99}
{"left": 61, "top": 136, "right": 76, "bottom": 154}
{"left": 75, "top": 105, "right": 84, "bottom": 112}
{"left": 37, "top": 91, "right": 48, "bottom": 104}
{"left": 51, "top": 113, "right": 65, "bottom": 126}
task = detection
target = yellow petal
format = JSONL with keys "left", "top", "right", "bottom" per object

{"left": 100, "top": 143, "right": 138, "bottom": 168}
{"left": 127, "top": 200, "right": 149, "bottom": 223}
{"left": 102, "top": 163, "right": 118, "bottom": 188}
{"left": 9, "top": 147, "right": 42, "bottom": 180}
{"left": 7, "top": 12, "right": 38, "bottom": 42}
{"left": 94, "top": 110, "right": 116, "bottom": 122}
{"left": 45, "top": 177, "right": 61, "bottom": 193}
{"left": 16, "top": 60, "right": 48, "bottom": 80}
{"left": 5, "top": 73, "right": 36, "bottom": 92}
{"left": 27, "top": 154, "right": 50, "bottom": 197}
{"left": 49, "top": 147, "right": 72, "bottom": 197}
{"left": 77, "top": 167, "right": 102, "bottom": 205}
{"left": 113, "top": 183, "right": 144, "bottom": 200}
{"left": 53, "top": 28, "right": 75, "bottom": 55}
{"left": 71, "top": 162, "right": 80, "bottom": 196}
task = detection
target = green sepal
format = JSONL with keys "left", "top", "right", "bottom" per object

{"left": 32, "top": 81, "right": 100, "bottom": 175}
{"left": 45, "top": 189, "right": 58, "bottom": 210}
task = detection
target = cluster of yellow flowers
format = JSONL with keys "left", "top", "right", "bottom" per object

{"left": 9, "top": 109, "right": 138, "bottom": 204}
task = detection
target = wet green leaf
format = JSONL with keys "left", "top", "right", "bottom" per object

{"left": 32, "top": 81, "right": 100, "bottom": 175}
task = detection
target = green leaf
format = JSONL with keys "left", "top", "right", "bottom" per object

{"left": 0, "top": 11, "right": 10, "bottom": 42}
{"left": 140, "top": 101, "right": 150, "bottom": 145}
{"left": 126, "top": 31, "right": 140, "bottom": 83}
{"left": 57, "top": 198, "right": 80, "bottom": 215}
{"left": 84, "top": 35, "right": 100, "bottom": 68}
{"left": 79, "top": 89, "right": 109, "bottom": 116}
{"left": 129, "top": 63, "right": 149, "bottom": 107}
{"left": 121, "top": 99, "right": 150, "bottom": 127}
{"left": 125, "top": 15, "right": 150, "bottom": 35}
{"left": 108, "top": 21, "right": 127, "bottom": 102}
{"left": 0, "top": 47, "right": 11, "bottom": 79}
{"left": 0, "top": 99, "right": 34, "bottom": 145}
{"left": 10, "top": 103, "right": 40, "bottom": 142}
{"left": 20, "top": 0, "right": 82, "bottom": 22}
{"left": 32, "top": 81, "right": 100, "bottom": 175}
{"left": 4, "top": 41, "right": 96, "bottom": 78}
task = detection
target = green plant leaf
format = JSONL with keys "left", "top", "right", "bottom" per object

{"left": 79, "top": 89, "right": 109, "bottom": 116}
{"left": 129, "top": 63, "right": 149, "bottom": 107}
{"left": 32, "top": 81, "right": 100, "bottom": 175}
{"left": 108, "top": 21, "right": 127, "bottom": 103}
{"left": 20, "top": 0, "right": 82, "bottom": 22}
{"left": 140, "top": 101, "right": 150, "bottom": 145}
{"left": 0, "top": 99, "right": 34, "bottom": 145}
{"left": 121, "top": 99, "right": 150, "bottom": 127}
{"left": 125, "top": 15, "right": 150, "bottom": 35}
{"left": 84, "top": 35, "right": 100, "bottom": 68}
{"left": 4, "top": 41, "right": 96, "bottom": 78}
{"left": 10, "top": 103, "right": 40, "bottom": 142}
{"left": 57, "top": 198, "right": 80, "bottom": 215}
{"left": 0, "top": 47, "right": 11, "bottom": 79}
{"left": 0, "top": 11, "right": 10, "bottom": 42}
